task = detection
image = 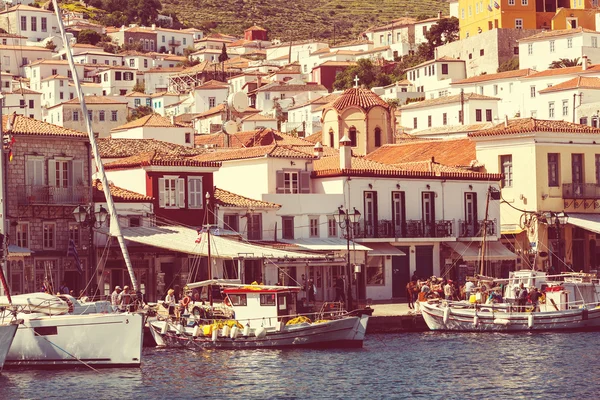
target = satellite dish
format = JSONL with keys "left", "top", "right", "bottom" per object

{"left": 223, "top": 120, "right": 238, "bottom": 135}
{"left": 227, "top": 91, "right": 248, "bottom": 112}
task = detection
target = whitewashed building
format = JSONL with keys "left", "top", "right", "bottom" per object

{"left": 0, "top": 5, "right": 58, "bottom": 43}
{"left": 405, "top": 56, "right": 466, "bottom": 98}
{"left": 110, "top": 113, "right": 194, "bottom": 146}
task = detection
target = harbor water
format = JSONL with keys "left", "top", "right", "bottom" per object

{"left": 1, "top": 331, "right": 598, "bottom": 399}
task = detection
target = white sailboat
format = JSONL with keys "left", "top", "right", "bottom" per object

{"left": 0, "top": 1, "right": 145, "bottom": 368}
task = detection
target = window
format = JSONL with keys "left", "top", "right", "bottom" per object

{"left": 282, "top": 171, "right": 299, "bottom": 193}
{"left": 458, "top": 110, "right": 463, "bottom": 123}
{"left": 349, "top": 127, "right": 357, "bottom": 147}
{"left": 374, "top": 127, "right": 381, "bottom": 147}
{"left": 549, "top": 102, "right": 555, "bottom": 118}
{"left": 528, "top": 43, "right": 533, "bottom": 55}
{"left": 69, "top": 223, "right": 80, "bottom": 248}
{"left": 443, "top": 113, "right": 447, "bottom": 125}
{"left": 111, "top": 111, "right": 118, "bottom": 121}
{"left": 493, "top": 85, "right": 498, "bottom": 95}
{"left": 144, "top": 59, "right": 148, "bottom": 68}
{"left": 129, "top": 59, "right": 135, "bottom": 67}
{"left": 31, "top": 17, "right": 37, "bottom": 32}
{"left": 500, "top": 155, "right": 513, "bottom": 187}
{"left": 366, "top": 257, "right": 384, "bottom": 285}
{"left": 580, "top": 117, "right": 588, "bottom": 125}
{"left": 530, "top": 86, "right": 536, "bottom": 98}
{"left": 480, "top": 49, "right": 484, "bottom": 56}
{"left": 260, "top": 293, "right": 276, "bottom": 306}
{"left": 92, "top": 59, "right": 97, "bottom": 64}
{"left": 392, "top": 191, "right": 405, "bottom": 236}
{"left": 20, "top": 16, "right": 26, "bottom": 31}
{"left": 224, "top": 214, "right": 239, "bottom": 232}
{"left": 159, "top": 176, "right": 184, "bottom": 208}
{"left": 508, "top": 0, "right": 515, "bottom": 4}
{"left": 115, "top": 71, "right": 122, "bottom": 80}
{"left": 596, "top": 154, "right": 600, "bottom": 185}
{"left": 562, "top": 100, "right": 569, "bottom": 116}
{"left": 247, "top": 214, "right": 262, "bottom": 240}
{"left": 209, "top": 97, "right": 216, "bottom": 108}
{"left": 21, "top": 57, "right": 28, "bottom": 66}
{"left": 187, "top": 177, "right": 203, "bottom": 208}
{"left": 265, "top": 93, "right": 271, "bottom": 101}
{"left": 550, "top": 41, "right": 555, "bottom": 52}
{"left": 20, "top": 99, "right": 25, "bottom": 108}
{"left": 486, "top": 109, "right": 492, "bottom": 122}
{"left": 567, "top": 38, "right": 573, "bottom": 48}
{"left": 461, "top": 8, "right": 465, "bottom": 19}
{"left": 97, "top": 110, "right": 105, "bottom": 121}
{"left": 428, "top": 115, "right": 432, "bottom": 127}
{"left": 515, "top": 19, "right": 523, "bottom": 29}
{"left": 327, "top": 216, "right": 337, "bottom": 237}
{"left": 413, "top": 117, "right": 418, "bottom": 129}
{"left": 548, "top": 153, "right": 559, "bottom": 187}
{"left": 41, "top": 17, "right": 47, "bottom": 32}
{"left": 476, "top": 109, "right": 482, "bottom": 122}
{"left": 162, "top": 35, "right": 165, "bottom": 43}
{"left": 134, "top": 98, "right": 141, "bottom": 107}
{"left": 16, "top": 222, "right": 29, "bottom": 248}
{"left": 43, "top": 222, "right": 56, "bottom": 249}
{"left": 593, "top": 37, "right": 598, "bottom": 48}
{"left": 514, "top": 46, "right": 519, "bottom": 55}
{"left": 185, "top": 132, "right": 191, "bottom": 144}
{"left": 282, "top": 216, "right": 295, "bottom": 239}
{"left": 329, "top": 129, "right": 334, "bottom": 147}
{"left": 309, "top": 216, "right": 319, "bottom": 237}
{"left": 522, "top": 0, "right": 528, "bottom": 4}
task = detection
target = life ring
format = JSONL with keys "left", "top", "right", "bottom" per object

{"left": 181, "top": 296, "right": 191, "bottom": 307}
{"left": 224, "top": 296, "right": 231, "bottom": 307}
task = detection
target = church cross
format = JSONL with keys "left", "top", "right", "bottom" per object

{"left": 353, "top": 75, "right": 360, "bottom": 88}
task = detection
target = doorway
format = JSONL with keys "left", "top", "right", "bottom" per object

{"left": 392, "top": 246, "right": 410, "bottom": 298}
{"left": 243, "top": 260, "right": 262, "bottom": 284}
{"left": 415, "top": 245, "right": 434, "bottom": 279}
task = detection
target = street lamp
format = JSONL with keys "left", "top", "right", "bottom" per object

{"left": 72, "top": 205, "right": 108, "bottom": 295}
{"left": 549, "top": 211, "right": 568, "bottom": 273}
{"left": 333, "top": 205, "right": 361, "bottom": 311}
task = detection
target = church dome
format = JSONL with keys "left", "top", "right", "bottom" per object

{"left": 329, "top": 87, "right": 389, "bottom": 112}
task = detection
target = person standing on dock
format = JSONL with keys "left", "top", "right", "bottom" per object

{"left": 406, "top": 281, "right": 416, "bottom": 309}
{"left": 335, "top": 276, "right": 345, "bottom": 303}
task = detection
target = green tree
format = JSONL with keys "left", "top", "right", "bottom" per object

{"left": 497, "top": 57, "right": 519, "bottom": 73}
{"left": 218, "top": 43, "right": 229, "bottom": 63}
{"left": 548, "top": 57, "right": 581, "bottom": 69}
{"left": 45, "top": 40, "right": 57, "bottom": 51}
{"left": 333, "top": 59, "right": 404, "bottom": 91}
{"left": 127, "top": 106, "right": 154, "bottom": 122}
{"left": 417, "top": 17, "right": 459, "bottom": 60}
{"left": 132, "top": 82, "right": 145, "bottom": 93}
{"left": 77, "top": 29, "right": 102, "bottom": 45}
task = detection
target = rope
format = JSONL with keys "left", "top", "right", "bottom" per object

{"left": 30, "top": 328, "right": 99, "bottom": 372}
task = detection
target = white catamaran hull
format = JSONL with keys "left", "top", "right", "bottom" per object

{"left": 0, "top": 322, "right": 18, "bottom": 371}
{"left": 150, "top": 315, "right": 369, "bottom": 349}
{"left": 4, "top": 313, "right": 144, "bottom": 368}
{"left": 421, "top": 302, "right": 600, "bottom": 332}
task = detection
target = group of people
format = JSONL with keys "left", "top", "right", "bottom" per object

{"left": 406, "top": 275, "right": 462, "bottom": 310}
{"left": 110, "top": 285, "right": 136, "bottom": 312}
{"left": 513, "top": 283, "right": 543, "bottom": 311}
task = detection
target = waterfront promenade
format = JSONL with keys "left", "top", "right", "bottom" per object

{"left": 367, "top": 301, "right": 427, "bottom": 333}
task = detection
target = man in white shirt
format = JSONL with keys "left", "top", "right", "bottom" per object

{"left": 111, "top": 286, "right": 122, "bottom": 312}
{"left": 464, "top": 280, "right": 475, "bottom": 300}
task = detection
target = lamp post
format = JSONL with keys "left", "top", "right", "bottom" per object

{"left": 551, "top": 211, "right": 569, "bottom": 272}
{"left": 334, "top": 205, "right": 361, "bottom": 311}
{"left": 72, "top": 204, "right": 108, "bottom": 293}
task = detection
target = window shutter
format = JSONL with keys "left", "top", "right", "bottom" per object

{"left": 158, "top": 178, "right": 166, "bottom": 207}
{"left": 71, "top": 159, "right": 84, "bottom": 186}
{"left": 26, "top": 158, "right": 34, "bottom": 185}
{"left": 48, "top": 159, "right": 56, "bottom": 187}
{"left": 299, "top": 171, "right": 310, "bottom": 193}
{"left": 178, "top": 178, "right": 185, "bottom": 208}
{"left": 276, "top": 170, "right": 285, "bottom": 193}
{"left": 187, "top": 179, "right": 193, "bottom": 208}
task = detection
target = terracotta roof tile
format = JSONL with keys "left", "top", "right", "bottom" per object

{"left": 538, "top": 76, "right": 600, "bottom": 93}
{"left": 240, "top": 113, "right": 276, "bottom": 122}
{"left": 11, "top": 87, "right": 40, "bottom": 95}
{"left": 244, "top": 25, "right": 267, "bottom": 32}
{"left": 194, "top": 128, "right": 317, "bottom": 148}
{"left": 104, "top": 150, "right": 221, "bottom": 169}
{"left": 195, "top": 79, "right": 230, "bottom": 90}
{"left": 452, "top": 69, "right": 536, "bottom": 85}
{"left": 523, "top": 64, "right": 600, "bottom": 79}
{"left": 144, "top": 67, "right": 185, "bottom": 73}
{"left": 256, "top": 82, "right": 328, "bottom": 92}
{"left": 98, "top": 138, "right": 205, "bottom": 158}
{"left": 519, "top": 27, "right": 596, "bottom": 42}
{"left": 303, "top": 131, "right": 322, "bottom": 143}
{"left": 287, "top": 93, "right": 340, "bottom": 110}
{"left": 468, "top": 118, "right": 600, "bottom": 138}
{"left": 214, "top": 188, "right": 280, "bottom": 209}
{"left": 312, "top": 61, "right": 356, "bottom": 69}
{"left": 92, "top": 179, "right": 153, "bottom": 202}
{"left": 328, "top": 88, "right": 389, "bottom": 112}
{"left": 401, "top": 93, "right": 499, "bottom": 110}
{"left": 2, "top": 114, "right": 86, "bottom": 138}
{"left": 365, "top": 139, "right": 476, "bottom": 167}
{"left": 192, "top": 144, "right": 314, "bottom": 162}
{"left": 111, "top": 114, "right": 178, "bottom": 131}
{"left": 62, "top": 96, "right": 128, "bottom": 105}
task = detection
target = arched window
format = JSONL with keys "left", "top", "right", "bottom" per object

{"left": 329, "top": 129, "right": 334, "bottom": 147}
{"left": 349, "top": 127, "right": 357, "bottom": 147}
{"left": 374, "top": 127, "right": 381, "bottom": 147}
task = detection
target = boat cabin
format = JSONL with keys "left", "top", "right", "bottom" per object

{"left": 223, "top": 286, "right": 300, "bottom": 330}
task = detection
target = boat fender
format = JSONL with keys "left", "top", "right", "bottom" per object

{"left": 443, "top": 307, "right": 450, "bottom": 325}
{"left": 176, "top": 323, "right": 184, "bottom": 335}
{"left": 528, "top": 314, "right": 534, "bottom": 329}
{"left": 243, "top": 323, "right": 250, "bottom": 337}
{"left": 192, "top": 325, "right": 202, "bottom": 338}
{"left": 222, "top": 325, "right": 230, "bottom": 338}
{"left": 473, "top": 315, "right": 479, "bottom": 327}
{"left": 493, "top": 318, "right": 510, "bottom": 325}
{"left": 230, "top": 326, "right": 239, "bottom": 339}
{"left": 211, "top": 327, "right": 218, "bottom": 342}
{"left": 224, "top": 296, "right": 231, "bottom": 307}
{"left": 160, "top": 322, "right": 168, "bottom": 335}
{"left": 255, "top": 326, "right": 266, "bottom": 338}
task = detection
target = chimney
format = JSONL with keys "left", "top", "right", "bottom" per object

{"left": 438, "top": 11, "right": 442, "bottom": 19}
{"left": 339, "top": 135, "right": 352, "bottom": 170}
{"left": 170, "top": 115, "right": 175, "bottom": 125}
{"left": 505, "top": 115, "right": 509, "bottom": 127}
{"left": 582, "top": 55, "right": 588, "bottom": 71}
{"left": 313, "top": 141, "right": 323, "bottom": 159}
{"left": 151, "top": 24, "right": 156, "bottom": 30}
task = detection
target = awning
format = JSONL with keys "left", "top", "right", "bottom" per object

{"left": 445, "top": 241, "right": 516, "bottom": 261}
{"left": 99, "top": 225, "right": 325, "bottom": 260}
{"left": 566, "top": 213, "right": 600, "bottom": 235}
{"left": 279, "top": 237, "right": 371, "bottom": 251}
{"left": 365, "top": 243, "right": 406, "bottom": 256}
{"left": 501, "top": 224, "right": 524, "bottom": 235}
{"left": 8, "top": 245, "right": 33, "bottom": 257}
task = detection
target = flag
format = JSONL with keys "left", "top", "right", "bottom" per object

{"left": 8, "top": 150, "right": 13, "bottom": 162}
{"left": 487, "top": 4, "right": 492, "bottom": 11}
{"left": 494, "top": 1, "right": 500, "bottom": 8}
{"left": 67, "top": 239, "right": 83, "bottom": 275}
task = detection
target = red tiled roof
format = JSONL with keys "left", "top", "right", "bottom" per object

{"left": 194, "top": 128, "right": 316, "bottom": 148}
{"left": 401, "top": 93, "right": 499, "bottom": 110}
{"left": 453, "top": 69, "right": 536, "bottom": 85}
{"left": 111, "top": 114, "right": 179, "bottom": 131}
{"left": 11, "top": 88, "right": 40, "bottom": 95}
{"left": 244, "top": 25, "right": 267, "bottom": 32}
{"left": 538, "top": 76, "right": 600, "bottom": 93}
{"left": 192, "top": 144, "right": 313, "bottom": 162}
{"left": 365, "top": 139, "right": 476, "bottom": 167}
{"left": 214, "top": 187, "right": 280, "bottom": 208}
{"left": 63, "top": 96, "right": 128, "bottom": 105}
{"left": 104, "top": 150, "right": 221, "bottom": 169}
{"left": 303, "top": 131, "right": 322, "bottom": 143}
{"left": 523, "top": 64, "right": 600, "bottom": 79}
{"left": 98, "top": 138, "right": 205, "bottom": 158}
{"left": 328, "top": 88, "right": 389, "bottom": 112}
{"left": 518, "top": 27, "right": 596, "bottom": 42}
{"left": 468, "top": 118, "right": 600, "bottom": 137}
{"left": 92, "top": 179, "right": 153, "bottom": 202}
{"left": 256, "top": 82, "right": 328, "bottom": 92}
{"left": 241, "top": 113, "right": 276, "bottom": 122}
{"left": 195, "top": 79, "right": 230, "bottom": 90}
{"left": 2, "top": 114, "right": 86, "bottom": 138}
{"left": 144, "top": 67, "right": 184, "bottom": 73}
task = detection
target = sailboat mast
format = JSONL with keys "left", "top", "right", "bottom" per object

{"left": 0, "top": 99, "right": 9, "bottom": 301}
{"left": 51, "top": 0, "right": 139, "bottom": 292}
{"left": 479, "top": 187, "right": 491, "bottom": 277}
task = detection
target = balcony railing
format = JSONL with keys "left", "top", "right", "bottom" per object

{"left": 563, "top": 183, "right": 600, "bottom": 199}
{"left": 354, "top": 219, "right": 455, "bottom": 239}
{"left": 17, "top": 185, "right": 90, "bottom": 205}
{"left": 169, "top": 40, "right": 181, "bottom": 46}
{"left": 458, "top": 219, "right": 496, "bottom": 237}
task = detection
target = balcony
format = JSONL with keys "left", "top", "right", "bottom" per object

{"left": 17, "top": 185, "right": 90, "bottom": 206}
{"left": 354, "top": 219, "right": 455, "bottom": 239}
{"left": 563, "top": 183, "right": 600, "bottom": 199}
{"left": 169, "top": 40, "right": 181, "bottom": 47}
{"left": 458, "top": 219, "right": 496, "bottom": 237}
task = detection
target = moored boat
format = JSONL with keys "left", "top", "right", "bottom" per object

{"left": 0, "top": 321, "right": 19, "bottom": 372}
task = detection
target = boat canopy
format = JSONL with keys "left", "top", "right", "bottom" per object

{"left": 187, "top": 279, "right": 301, "bottom": 291}
{"left": 446, "top": 241, "right": 517, "bottom": 261}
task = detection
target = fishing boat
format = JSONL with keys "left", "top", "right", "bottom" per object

{"left": 420, "top": 270, "right": 600, "bottom": 331}
{"left": 0, "top": 321, "right": 18, "bottom": 372}
{"left": 149, "top": 280, "right": 369, "bottom": 349}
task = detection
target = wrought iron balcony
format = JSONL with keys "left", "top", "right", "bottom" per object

{"left": 563, "top": 183, "right": 600, "bottom": 199}
{"left": 169, "top": 39, "right": 181, "bottom": 46}
{"left": 17, "top": 185, "right": 90, "bottom": 205}
{"left": 354, "top": 219, "right": 455, "bottom": 239}
{"left": 458, "top": 219, "right": 496, "bottom": 237}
